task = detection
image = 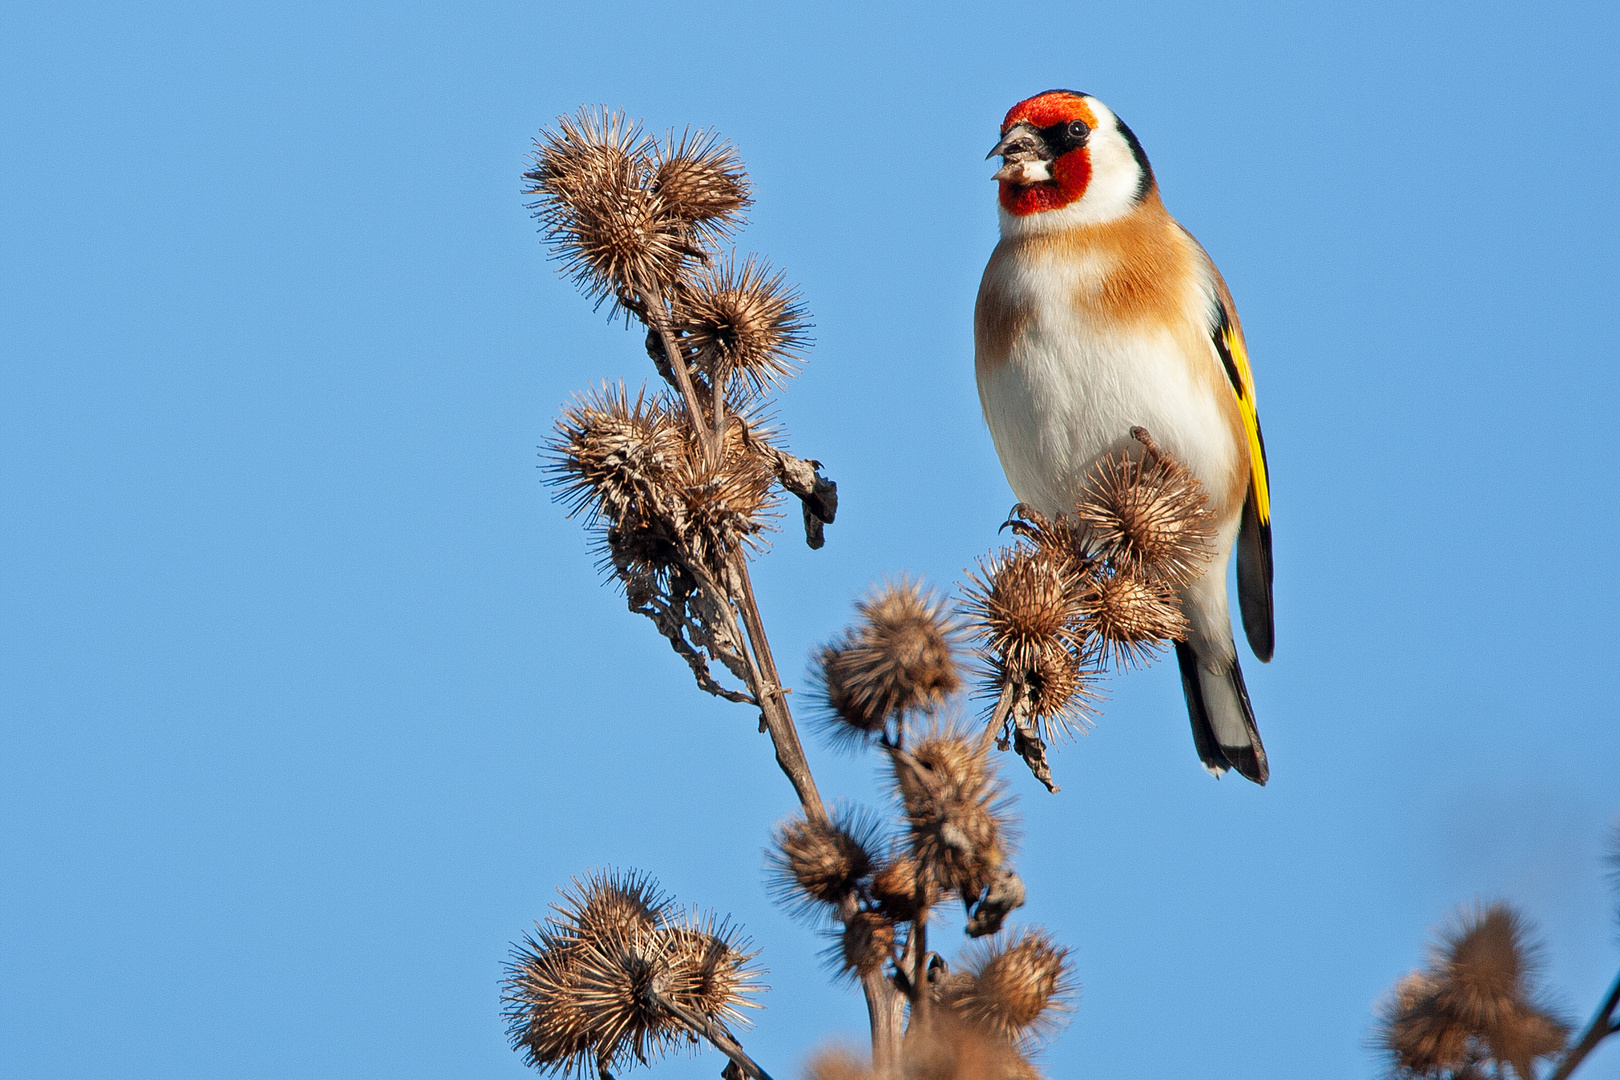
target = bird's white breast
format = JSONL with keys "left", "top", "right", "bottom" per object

{"left": 976, "top": 242, "right": 1243, "bottom": 521}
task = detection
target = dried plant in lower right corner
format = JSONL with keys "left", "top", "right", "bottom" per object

{"left": 1374, "top": 902, "right": 1570, "bottom": 1080}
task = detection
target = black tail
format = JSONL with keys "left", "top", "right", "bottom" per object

{"left": 1175, "top": 642, "right": 1268, "bottom": 785}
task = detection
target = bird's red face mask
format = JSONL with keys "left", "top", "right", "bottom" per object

{"left": 989, "top": 92, "right": 1097, "bottom": 216}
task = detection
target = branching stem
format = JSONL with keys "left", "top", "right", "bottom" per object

{"left": 1548, "top": 966, "right": 1620, "bottom": 1080}
{"left": 979, "top": 681, "right": 1017, "bottom": 754}
{"left": 642, "top": 286, "right": 717, "bottom": 461}
{"left": 655, "top": 995, "right": 775, "bottom": 1080}
{"left": 909, "top": 909, "right": 930, "bottom": 1031}
{"left": 727, "top": 551, "right": 827, "bottom": 823}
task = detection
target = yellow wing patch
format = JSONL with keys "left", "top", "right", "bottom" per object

{"left": 1213, "top": 311, "right": 1270, "bottom": 526}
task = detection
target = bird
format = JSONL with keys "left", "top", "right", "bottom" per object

{"left": 974, "top": 90, "right": 1275, "bottom": 784}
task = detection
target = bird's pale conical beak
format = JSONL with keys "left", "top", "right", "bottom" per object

{"left": 987, "top": 122, "right": 1053, "bottom": 184}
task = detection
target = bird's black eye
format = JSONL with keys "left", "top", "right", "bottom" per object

{"left": 1068, "top": 120, "right": 1089, "bottom": 139}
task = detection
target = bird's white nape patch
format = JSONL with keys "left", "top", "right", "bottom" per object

{"left": 997, "top": 97, "right": 1147, "bottom": 238}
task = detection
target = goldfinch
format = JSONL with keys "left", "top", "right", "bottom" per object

{"left": 975, "top": 90, "right": 1275, "bottom": 784}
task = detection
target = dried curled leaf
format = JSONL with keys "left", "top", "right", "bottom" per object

{"left": 965, "top": 869, "right": 1026, "bottom": 939}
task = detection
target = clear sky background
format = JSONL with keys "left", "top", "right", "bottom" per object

{"left": 3, "top": 2, "right": 1618, "bottom": 1078}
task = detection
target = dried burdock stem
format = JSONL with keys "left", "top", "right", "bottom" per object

{"left": 1548, "top": 968, "right": 1620, "bottom": 1080}
{"left": 726, "top": 550, "right": 827, "bottom": 822}
{"left": 644, "top": 285, "right": 718, "bottom": 461}
{"left": 910, "top": 910, "right": 931, "bottom": 1031}
{"left": 655, "top": 995, "right": 775, "bottom": 1080}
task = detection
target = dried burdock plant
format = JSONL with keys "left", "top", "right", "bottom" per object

{"left": 813, "top": 579, "right": 964, "bottom": 749}
{"left": 1374, "top": 902, "right": 1570, "bottom": 1080}
{"left": 1081, "top": 571, "right": 1188, "bottom": 670}
{"left": 870, "top": 850, "right": 940, "bottom": 925}
{"left": 656, "top": 908, "right": 766, "bottom": 1032}
{"left": 549, "top": 391, "right": 780, "bottom": 597}
{"left": 961, "top": 545, "right": 1094, "bottom": 738}
{"left": 890, "top": 726, "right": 1014, "bottom": 902}
{"left": 1073, "top": 427, "right": 1215, "bottom": 588}
{"left": 519, "top": 104, "right": 1132, "bottom": 1080}
{"left": 525, "top": 107, "right": 688, "bottom": 317}
{"left": 768, "top": 806, "right": 882, "bottom": 919}
{"left": 945, "top": 929, "right": 1074, "bottom": 1049}
{"left": 960, "top": 541, "right": 1096, "bottom": 792}
{"left": 504, "top": 872, "right": 768, "bottom": 1080}
{"left": 958, "top": 429, "right": 1221, "bottom": 790}
{"left": 550, "top": 868, "right": 672, "bottom": 947}
{"left": 677, "top": 254, "right": 810, "bottom": 399}
{"left": 652, "top": 127, "right": 751, "bottom": 246}
{"left": 839, "top": 911, "right": 899, "bottom": 979}
{"left": 806, "top": 1016, "right": 1042, "bottom": 1080}
{"left": 549, "top": 385, "right": 683, "bottom": 539}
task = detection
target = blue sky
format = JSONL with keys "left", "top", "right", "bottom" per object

{"left": 3, "top": 2, "right": 1618, "bottom": 1078}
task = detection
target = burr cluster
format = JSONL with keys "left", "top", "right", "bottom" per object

{"left": 503, "top": 871, "right": 765, "bottom": 1079}
{"left": 1375, "top": 903, "right": 1570, "bottom": 1080}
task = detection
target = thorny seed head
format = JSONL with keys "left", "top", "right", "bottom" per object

{"left": 502, "top": 873, "right": 764, "bottom": 1078}
{"left": 1374, "top": 902, "right": 1570, "bottom": 1079}
{"left": 654, "top": 908, "right": 767, "bottom": 1032}
{"left": 550, "top": 868, "right": 671, "bottom": 947}
{"left": 882, "top": 1015, "right": 1046, "bottom": 1080}
{"left": 948, "top": 929, "right": 1074, "bottom": 1048}
{"left": 549, "top": 384, "right": 682, "bottom": 532}
{"left": 1073, "top": 439, "right": 1214, "bottom": 588}
{"left": 1082, "top": 571, "right": 1189, "bottom": 669}
{"left": 652, "top": 128, "right": 751, "bottom": 245}
{"left": 504, "top": 935, "right": 597, "bottom": 1075}
{"left": 870, "top": 850, "right": 940, "bottom": 924}
{"left": 961, "top": 547, "right": 1096, "bottom": 740}
{"left": 767, "top": 807, "right": 881, "bottom": 918}
{"left": 813, "top": 631, "right": 891, "bottom": 745}
{"left": 839, "top": 910, "right": 897, "bottom": 978}
{"left": 658, "top": 415, "right": 780, "bottom": 574}
{"left": 525, "top": 107, "right": 691, "bottom": 318}
{"left": 676, "top": 254, "right": 809, "bottom": 398}
{"left": 547, "top": 390, "right": 780, "bottom": 583}
{"left": 891, "top": 727, "right": 1014, "bottom": 900}
{"left": 813, "top": 580, "right": 963, "bottom": 748}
